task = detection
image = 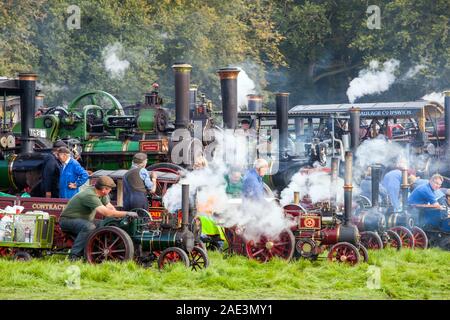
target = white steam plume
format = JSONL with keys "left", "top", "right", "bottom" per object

{"left": 102, "top": 42, "right": 130, "bottom": 79}
{"left": 422, "top": 92, "right": 445, "bottom": 105}
{"left": 162, "top": 129, "right": 294, "bottom": 242}
{"left": 280, "top": 170, "right": 345, "bottom": 207}
{"left": 237, "top": 67, "right": 256, "bottom": 111}
{"left": 404, "top": 64, "right": 426, "bottom": 79}
{"left": 346, "top": 59, "right": 400, "bottom": 103}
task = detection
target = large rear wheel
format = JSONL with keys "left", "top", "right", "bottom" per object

{"left": 84, "top": 226, "right": 134, "bottom": 264}
{"left": 411, "top": 226, "right": 428, "bottom": 249}
{"left": 360, "top": 231, "right": 383, "bottom": 250}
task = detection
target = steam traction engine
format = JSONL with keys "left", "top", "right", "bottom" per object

{"left": 283, "top": 153, "right": 368, "bottom": 265}
{"left": 353, "top": 165, "right": 428, "bottom": 249}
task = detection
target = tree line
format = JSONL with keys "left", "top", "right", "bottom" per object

{"left": 0, "top": 0, "right": 449, "bottom": 109}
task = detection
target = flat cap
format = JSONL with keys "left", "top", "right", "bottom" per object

{"left": 132, "top": 152, "right": 148, "bottom": 164}
{"left": 53, "top": 140, "right": 67, "bottom": 148}
{"left": 95, "top": 176, "right": 116, "bottom": 189}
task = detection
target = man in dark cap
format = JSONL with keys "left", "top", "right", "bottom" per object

{"left": 123, "top": 152, "right": 157, "bottom": 211}
{"left": 41, "top": 140, "right": 66, "bottom": 198}
{"left": 59, "top": 175, "right": 138, "bottom": 261}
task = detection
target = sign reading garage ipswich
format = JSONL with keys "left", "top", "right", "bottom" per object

{"left": 360, "top": 109, "right": 415, "bottom": 117}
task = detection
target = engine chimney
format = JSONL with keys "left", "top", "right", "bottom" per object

{"left": 293, "top": 191, "right": 300, "bottom": 205}
{"left": 295, "top": 118, "right": 304, "bottom": 139}
{"left": 444, "top": 90, "right": 450, "bottom": 156}
{"left": 19, "top": 72, "right": 37, "bottom": 154}
{"left": 172, "top": 63, "right": 192, "bottom": 129}
{"left": 276, "top": 92, "right": 290, "bottom": 160}
{"left": 35, "top": 94, "right": 44, "bottom": 112}
{"left": 331, "top": 157, "right": 340, "bottom": 207}
{"left": 247, "top": 94, "right": 262, "bottom": 112}
{"left": 218, "top": 67, "right": 240, "bottom": 129}
{"left": 370, "top": 164, "right": 382, "bottom": 208}
{"left": 401, "top": 167, "right": 409, "bottom": 213}
{"left": 343, "top": 151, "right": 353, "bottom": 226}
{"left": 182, "top": 183, "right": 190, "bottom": 232}
{"left": 189, "top": 85, "right": 198, "bottom": 113}
{"left": 349, "top": 107, "right": 361, "bottom": 154}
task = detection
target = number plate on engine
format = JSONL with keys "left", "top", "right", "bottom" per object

{"left": 29, "top": 128, "right": 46, "bottom": 138}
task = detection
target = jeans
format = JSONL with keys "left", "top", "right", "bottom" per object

{"left": 59, "top": 218, "right": 99, "bottom": 257}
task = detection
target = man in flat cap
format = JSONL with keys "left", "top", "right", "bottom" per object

{"left": 123, "top": 152, "right": 157, "bottom": 211}
{"left": 60, "top": 175, "right": 138, "bottom": 261}
{"left": 40, "top": 140, "right": 66, "bottom": 198}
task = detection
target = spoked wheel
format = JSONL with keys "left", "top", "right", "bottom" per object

{"left": 157, "top": 247, "right": 190, "bottom": 269}
{"left": 390, "top": 226, "right": 415, "bottom": 249}
{"left": 245, "top": 229, "right": 295, "bottom": 263}
{"left": 327, "top": 242, "right": 361, "bottom": 265}
{"left": 385, "top": 230, "right": 402, "bottom": 250}
{"left": 360, "top": 231, "right": 384, "bottom": 250}
{"left": 188, "top": 246, "right": 209, "bottom": 271}
{"left": 0, "top": 247, "right": 16, "bottom": 258}
{"left": 85, "top": 226, "right": 134, "bottom": 264}
{"left": 147, "top": 163, "right": 184, "bottom": 197}
{"left": 358, "top": 245, "right": 369, "bottom": 263}
{"left": 13, "top": 251, "right": 32, "bottom": 261}
{"left": 411, "top": 226, "right": 428, "bottom": 249}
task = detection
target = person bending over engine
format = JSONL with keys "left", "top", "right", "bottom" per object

{"left": 59, "top": 176, "right": 138, "bottom": 261}
{"left": 242, "top": 158, "right": 269, "bottom": 201}
{"left": 123, "top": 153, "right": 157, "bottom": 211}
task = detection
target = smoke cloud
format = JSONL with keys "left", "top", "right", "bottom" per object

{"left": 162, "top": 128, "right": 293, "bottom": 242}
{"left": 346, "top": 59, "right": 400, "bottom": 103}
{"left": 102, "top": 42, "right": 130, "bottom": 79}
{"left": 280, "top": 170, "right": 345, "bottom": 207}
{"left": 422, "top": 92, "right": 445, "bottom": 105}
{"left": 236, "top": 67, "right": 256, "bottom": 111}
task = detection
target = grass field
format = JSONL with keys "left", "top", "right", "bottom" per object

{"left": 0, "top": 248, "right": 448, "bottom": 300}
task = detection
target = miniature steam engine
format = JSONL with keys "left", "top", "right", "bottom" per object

{"left": 283, "top": 153, "right": 368, "bottom": 265}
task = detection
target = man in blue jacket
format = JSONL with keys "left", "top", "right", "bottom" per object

{"left": 242, "top": 158, "right": 269, "bottom": 201}
{"left": 57, "top": 147, "right": 89, "bottom": 199}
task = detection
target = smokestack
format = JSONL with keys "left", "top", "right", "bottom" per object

{"left": 293, "top": 191, "right": 300, "bottom": 205}
{"left": 189, "top": 85, "right": 198, "bottom": 112}
{"left": 295, "top": 118, "right": 304, "bottom": 139}
{"left": 308, "top": 118, "right": 313, "bottom": 138}
{"left": 19, "top": 72, "right": 37, "bottom": 154}
{"left": 331, "top": 157, "right": 339, "bottom": 206}
{"left": 218, "top": 67, "right": 240, "bottom": 129}
{"left": 343, "top": 151, "right": 353, "bottom": 226}
{"left": 370, "top": 164, "right": 382, "bottom": 208}
{"left": 276, "top": 92, "right": 290, "bottom": 160}
{"left": 444, "top": 90, "right": 450, "bottom": 155}
{"left": 182, "top": 184, "right": 189, "bottom": 232}
{"left": 172, "top": 63, "right": 192, "bottom": 129}
{"left": 35, "top": 94, "right": 44, "bottom": 111}
{"left": 401, "top": 167, "right": 409, "bottom": 213}
{"left": 349, "top": 107, "right": 361, "bottom": 154}
{"left": 247, "top": 94, "right": 262, "bottom": 111}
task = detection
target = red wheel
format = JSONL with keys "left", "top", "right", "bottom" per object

{"left": 188, "top": 246, "right": 209, "bottom": 271}
{"left": 385, "top": 230, "right": 402, "bottom": 250}
{"left": 411, "top": 226, "right": 428, "bottom": 249}
{"left": 327, "top": 242, "right": 361, "bottom": 265}
{"left": 0, "top": 247, "right": 15, "bottom": 257}
{"left": 390, "top": 226, "right": 415, "bottom": 249}
{"left": 157, "top": 247, "right": 190, "bottom": 269}
{"left": 84, "top": 226, "right": 134, "bottom": 264}
{"left": 147, "top": 163, "right": 184, "bottom": 197}
{"left": 358, "top": 245, "right": 369, "bottom": 263}
{"left": 360, "top": 231, "right": 383, "bottom": 250}
{"left": 245, "top": 229, "right": 295, "bottom": 263}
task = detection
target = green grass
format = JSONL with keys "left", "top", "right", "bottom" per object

{"left": 0, "top": 248, "right": 449, "bottom": 300}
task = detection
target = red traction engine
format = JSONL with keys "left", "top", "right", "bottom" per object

{"left": 283, "top": 154, "right": 368, "bottom": 265}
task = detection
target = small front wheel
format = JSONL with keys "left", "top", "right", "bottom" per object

{"left": 157, "top": 247, "right": 190, "bottom": 269}
{"left": 14, "top": 251, "right": 32, "bottom": 261}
